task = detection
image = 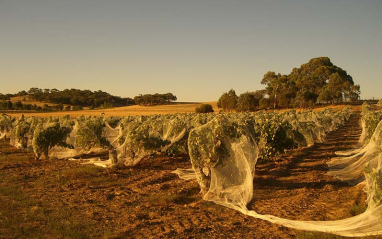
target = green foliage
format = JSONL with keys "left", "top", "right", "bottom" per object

{"left": 188, "top": 115, "right": 253, "bottom": 193}
{"left": 349, "top": 204, "right": 367, "bottom": 216}
{"left": 122, "top": 126, "right": 171, "bottom": 159}
{"left": 347, "top": 84, "right": 361, "bottom": 102}
{"left": 364, "top": 162, "right": 382, "bottom": 209}
{"left": 118, "top": 114, "right": 193, "bottom": 161}
{"left": 195, "top": 103, "right": 214, "bottom": 113}
{"left": 72, "top": 105, "right": 84, "bottom": 111}
{"left": 217, "top": 89, "right": 238, "bottom": 112}
{"left": 0, "top": 114, "right": 13, "bottom": 137}
{"left": 361, "top": 102, "right": 382, "bottom": 143}
{"left": 254, "top": 113, "right": 297, "bottom": 161}
{"left": 134, "top": 93, "right": 177, "bottom": 106}
{"left": 10, "top": 115, "right": 31, "bottom": 148}
{"left": 257, "top": 57, "right": 360, "bottom": 108}
{"left": 236, "top": 91, "right": 260, "bottom": 112}
{"left": 294, "top": 89, "right": 317, "bottom": 108}
{"left": 188, "top": 116, "right": 233, "bottom": 170}
{"left": 0, "top": 100, "right": 54, "bottom": 112}
{"left": 75, "top": 117, "right": 111, "bottom": 151}
{"left": 105, "top": 116, "right": 122, "bottom": 128}
{"left": 318, "top": 73, "right": 360, "bottom": 104}
{"left": 142, "top": 136, "right": 171, "bottom": 150}
{"left": 32, "top": 122, "right": 73, "bottom": 159}
{"left": 117, "top": 116, "right": 149, "bottom": 146}
{"left": 259, "top": 98, "right": 270, "bottom": 109}
{"left": 261, "top": 71, "right": 286, "bottom": 109}
{"left": 1, "top": 107, "right": 352, "bottom": 171}
{"left": 164, "top": 137, "right": 189, "bottom": 156}
{"left": 0, "top": 93, "right": 12, "bottom": 100}
{"left": 28, "top": 87, "right": 134, "bottom": 108}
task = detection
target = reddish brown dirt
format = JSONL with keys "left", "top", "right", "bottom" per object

{"left": 0, "top": 111, "right": 376, "bottom": 238}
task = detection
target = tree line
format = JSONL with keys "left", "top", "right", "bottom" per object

{"left": 133, "top": 93, "right": 177, "bottom": 106}
{"left": 218, "top": 57, "right": 361, "bottom": 112}
{"left": 0, "top": 101, "right": 84, "bottom": 112}
{"left": 27, "top": 88, "right": 135, "bottom": 108}
{"left": 0, "top": 88, "right": 178, "bottom": 112}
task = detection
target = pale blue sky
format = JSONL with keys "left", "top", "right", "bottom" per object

{"left": 1, "top": 0, "right": 381, "bottom": 101}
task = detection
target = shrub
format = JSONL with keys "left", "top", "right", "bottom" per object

{"left": 195, "top": 104, "right": 214, "bottom": 113}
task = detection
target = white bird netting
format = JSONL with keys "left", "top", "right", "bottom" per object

{"left": 6, "top": 106, "right": 382, "bottom": 236}
{"left": 176, "top": 110, "right": 382, "bottom": 237}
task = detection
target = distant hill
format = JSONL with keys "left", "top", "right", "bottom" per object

{"left": 10, "top": 95, "right": 60, "bottom": 107}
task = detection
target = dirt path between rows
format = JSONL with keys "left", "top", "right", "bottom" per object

{"left": 0, "top": 110, "right": 374, "bottom": 238}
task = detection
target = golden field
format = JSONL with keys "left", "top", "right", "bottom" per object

{"left": 6, "top": 101, "right": 219, "bottom": 118}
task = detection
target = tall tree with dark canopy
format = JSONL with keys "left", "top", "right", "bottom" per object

{"left": 260, "top": 57, "right": 360, "bottom": 108}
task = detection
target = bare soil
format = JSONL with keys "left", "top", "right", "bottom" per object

{"left": 0, "top": 110, "right": 378, "bottom": 238}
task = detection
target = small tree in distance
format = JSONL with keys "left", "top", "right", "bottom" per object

{"left": 237, "top": 92, "right": 257, "bottom": 112}
{"left": 195, "top": 104, "right": 214, "bottom": 113}
{"left": 217, "top": 89, "right": 238, "bottom": 112}
{"left": 236, "top": 90, "right": 266, "bottom": 112}
{"left": 259, "top": 98, "right": 270, "bottom": 109}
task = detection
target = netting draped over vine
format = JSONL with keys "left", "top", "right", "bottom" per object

{"left": 5, "top": 109, "right": 350, "bottom": 165}
{"left": 186, "top": 115, "right": 258, "bottom": 207}
{"left": 328, "top": 106, "right": 382, "bottom": 185}
{"left": 327, "top": 120, "right": 382, "bottom": 185}
{"left": 7, "top": 106, "right": 382, "bottom": 236}
{"left": 0, "top": 114, "right": 13, "bottom": 140}
{"left": 177, "top": 107, "right": 382, "bottom": 237}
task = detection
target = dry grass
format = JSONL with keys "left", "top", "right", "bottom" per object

{"left": 6, "top": 101, "right": 219, "bottom": 117}
{"left": 6, "top": 99, "right": 359, "bottom": 118}
{"left": 10, "top": 95, "right": 60, "bottom": 107}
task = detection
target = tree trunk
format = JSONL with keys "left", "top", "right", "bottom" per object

{"left": 274, "top": 86, "right": 278, "bottom": 109}
{"left": 44, "top": 150, "right": 49, "bottom": 160}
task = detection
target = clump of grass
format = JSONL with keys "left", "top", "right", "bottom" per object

{"left": 59, "top": 165, "right": 104, "bottom": 179}
{"left": 350, "top": 190, "right": 367, "bottom": 216}
{"left": 148, "top": 193, "right": 199, "bottom": 205}
{"left": 55, "top": 165, "right": 114, "bottom": 185}
{"left": 349, "top": 204, "right": 367, "bottom": 216}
